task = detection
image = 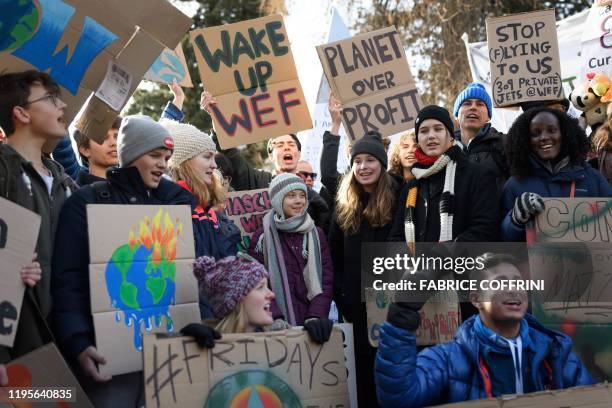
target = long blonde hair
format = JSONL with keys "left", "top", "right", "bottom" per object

{"left": 170, "top": 157, "right": 225, "bottom": 208}
{"left": 389, "top": 130, "right": 416, "bottom": 180}
{"left": 335, "top": 168, "right": 396, "bottom": 235}
{"left": 214, "top": 302, "right": 251, "bottom": 333}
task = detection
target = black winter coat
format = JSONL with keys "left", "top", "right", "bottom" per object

{"left": 389, "top": 154, "right": 500, "bottom": 243}
{"left": 51, "top": 167, "right": 198, "bottom": 363}
{"left": 455, "top": 124, "right": 509, "bottom": 195}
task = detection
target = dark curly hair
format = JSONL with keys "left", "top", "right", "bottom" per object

{"left": 505, "top": 106, "right": 589, "bottom": 178}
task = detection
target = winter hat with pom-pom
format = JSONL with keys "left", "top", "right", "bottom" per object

{"left": 193, "top": 254, "right": 269, "bottom": 319}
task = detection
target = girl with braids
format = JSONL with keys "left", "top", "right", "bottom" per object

{"left": 388, "top": 129, "right": 418, "bottom": 182}
{"left": 501, "top": 107, "right": 612, "bottom": 242}
{"left": 161, "top": 119, "right": 240, "bottom": 258}
{"left": 388, "top": 105, "right": 499, "bottom": 248}
{"left": 248, "top": 173, "right": 334, "bottom": 342}
{"left": 328, "top": 130, "right": 399, "bottom": 407}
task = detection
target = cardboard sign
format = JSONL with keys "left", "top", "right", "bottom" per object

{"left": 317, "top": 27, "right": 422, "bottom": 142}
{"left": 0, "top": 197, "right": 41, "bottom": 347}
{"left": 142, "top": 328, "right": 349, "bottom": 408}
{"left": 190, "top": 14, "right": 312, "bottom": 149}
{"left": 532, "top": 198, "right": 612, "bottom": 381}
{"left": 433, "top": 383, "right": 612, "bottom": 407}
{"left": 4, "top": 343, "right": 93, "bottom": 407}
{"left": 145, "top": 44, "right": 193, "bottom": 87}
{"left": 580, "top": 3, "right": 612, "bottom": 79}
{"left": 366, "top": 288, "right": 460, "bottom": 347}
{"left": 87, "top": 205, "right": 200, "bottom": 376}
{"left": 486, "top": 9, "right": 563, "bottom": 107}
{"left": 223, "top": 188, "right": 272, "bottom": 251}
{"left": 0, "top": 0, "right": 191, "bottom": 147}
{"left": 337, "top": 323, "right": 357, "bottom": 408}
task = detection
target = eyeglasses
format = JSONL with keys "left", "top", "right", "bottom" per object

{"left": 298, "top": 171, "right": 317, "bottom": 180}
{"left": 23, "top": 92, "right": 61, "bottom": 108}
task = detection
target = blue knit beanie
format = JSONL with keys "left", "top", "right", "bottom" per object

{"left": 453, "top": 83, "right": 492, "bottom": 119}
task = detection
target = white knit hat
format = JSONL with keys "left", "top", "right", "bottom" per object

{"left": 159, "top": 119, "right": 216, "bottom": 168}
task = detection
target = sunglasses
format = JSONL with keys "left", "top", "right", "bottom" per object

{"left": 23, "top": 92, "right": 61, "bottom": 108}
{"left": 298, "top": 171, "right": 317, "bottom": 180}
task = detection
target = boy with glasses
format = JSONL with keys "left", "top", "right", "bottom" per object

{"left": 0, "top": 70, "right": 76, "bottom": 371}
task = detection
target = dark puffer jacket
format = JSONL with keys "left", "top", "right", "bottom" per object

{"left": 51, "top": 167, "right": 198, "bottom": 363}
{"left": 501, "top": 158, "right": 612, "bottom": 242}
{"left": 375, "top": 314, "right": 594, "bottom": 408}
{"left": 455, "top": 124, "right": 509, "bottom": 195}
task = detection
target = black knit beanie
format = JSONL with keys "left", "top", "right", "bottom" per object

{"left": 350, "top": 131, "right": 388, "bottom": 168}
{"left": 414, "top": 105, "right": 455, "bottom": 140}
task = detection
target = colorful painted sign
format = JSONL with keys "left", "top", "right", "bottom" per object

{"left": 223, "top": 188, "right": 272, "bottom": 252}
{"left": 190, "top": 14, "right": 312, "bottom": 149}
{"left": 145, "top": 44, "right": 193, "bottom": 87}
{"left": 0, "top": 197, "right": 40, "bottom": 347}
{"left": 486, "top": 9, "right": 563, "bottom": 107}
{"left": 87, "top": 205, "right": 200, "bottom": 376}
{"left": 142, "top": 328, "right": 349, "bottom": 408}
{"left": 366, "top": 288, "right": 460, "bottom": 347}
{"left": 316, "top": 26, "right": 422, "bottom": 141}
{"left": 532, "top": 198, "right": 612, "bottom": 382}
{"left": 1, "top": 0, "right": 191, "bottom": 146}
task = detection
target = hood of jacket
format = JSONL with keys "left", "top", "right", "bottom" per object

{"left": 454, "top": 123, "right": 504, "bottom": 146}
{"left": 529, "top": 154, "right": 590, "bottom": 183}
{"left": 454, "top": 314, "right": 574, "bottom": 370}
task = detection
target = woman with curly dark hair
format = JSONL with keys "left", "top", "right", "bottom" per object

{"left": 501, "top": 107, "right": 612, "bottom": 241}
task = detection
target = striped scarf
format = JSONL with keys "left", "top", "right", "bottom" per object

{"left": 404, "top": 144, "right": 461, "bottom": 251}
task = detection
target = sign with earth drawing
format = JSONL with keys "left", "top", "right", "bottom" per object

{"left": 0, "top": 197, "right": 41, "bottom": 348}
{"left": 142, "top": 328, "right": 349, "bottom": 408}
{"left": 87, "top": 205, "right": 200, "bottom": 376}
{"left": 145, "top": 44, "right": 193, "bottom": 87}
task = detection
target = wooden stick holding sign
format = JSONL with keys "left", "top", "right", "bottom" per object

{"left": 0, "top": 197, "right": 40, "bottom": 347}
{"left": 143, "top": 328, "right": 349, "bottom": 408}
{"left": 316, "top": 26, "right": 422, "bottom": 142}
{"left": 190, "top": 15, "right": 312, "bottom": 149}
{"left": 486, "top": 9, "right": 564, "bottom": 107}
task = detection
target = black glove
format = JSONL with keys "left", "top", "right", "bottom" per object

{"left": 180, "top": 323, "right": 221, "bottom": 348}
{"left": 387, "top": 302, "right": 421, "bottom": 331}
{"left": 303, "top": 318, "right": 334, "bottom": 344}
{"left": 511, "top": 192, "right": 545, "bottom": 226}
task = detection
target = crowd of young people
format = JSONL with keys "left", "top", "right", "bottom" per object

{"left": 1, "top": 66, "right": 611, "bottom": 407}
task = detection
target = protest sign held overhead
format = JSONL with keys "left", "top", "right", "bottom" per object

{"left": 143, "top": 328, "right": 349, "bottom": 408}
{"left": 190, "top": 15, "right": 312, "bottom": 149}
{"left": 145, "top": 44, "right": 193, "bottom": 87}
{"left": 0, "top": 0, "right": 191, "bottom": 147}
{"left": 316, "top": 26, "right": 422, "bottom": 142}
{"left": 224, "top": 188, "right": 272, "bottom": 251}
{"left": 87, "top": 205, "right": 200, "bottom": 376}
{"left": 487, "top": 9, "right": 563, "bottom": 107}
{"left": 580, "top": 2, "right": 612, "bottom": 79}
{"left": 0, "top": 197, "right": 40, "bottom": 348}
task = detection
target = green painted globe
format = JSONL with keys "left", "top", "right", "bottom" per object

{"left": 0, "top": 0, "right": 40, "bottom": 53}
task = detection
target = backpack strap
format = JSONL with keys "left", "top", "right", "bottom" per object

{"left": 91, "top": 180, "right": 112, "bottom": 204}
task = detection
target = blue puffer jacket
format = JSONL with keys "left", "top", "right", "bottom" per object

{"left": 375, "top": 315, "right": 594, "bottom": 408}
{"left": 501, "top": 159, "right": 612, "bottom": 241}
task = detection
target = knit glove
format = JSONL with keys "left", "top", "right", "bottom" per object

{"left": 270, "top": 319, "right": 292, "bottom": 331}
{"left": 180, "top": 323, "right": 221, "bottom": 348}
{"left": 511, "top": 192, "right": 545, "bottom": 226}
{"left": 303, "top": 318, "right": 334, "bottom": 344}
{"left": 387, "top": 302, "right": 421, "bottom": 332}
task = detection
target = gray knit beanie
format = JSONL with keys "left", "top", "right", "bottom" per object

{"left": 118, "top": 115, "right": 174, "bottom": 167}
{"left": 159, "top": 119, "right": 216, "bottom": 169}
{"left": 269, "top": 173, "right": 308, "bottom": 219}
